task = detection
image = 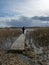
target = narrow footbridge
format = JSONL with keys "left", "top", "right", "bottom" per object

{"left": 10, "top": 34, "right": 25, "bottom": 50}
{"left": 10, "top": 29, "right": 33, "bottom": 51}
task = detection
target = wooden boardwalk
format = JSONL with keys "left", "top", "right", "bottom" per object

{"left": 11, "top": 34, "right": 25, "bottom": 50}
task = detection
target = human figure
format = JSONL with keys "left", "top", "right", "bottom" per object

{"left": 22, "top": 27, "right": 25, "bottom": 34}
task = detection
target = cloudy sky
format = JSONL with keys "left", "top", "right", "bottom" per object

{"left": 0, "top": 0, "right": 49, "bottom": 27}
{"left": 0, "top": 0, "right": 49, "bottom": 17}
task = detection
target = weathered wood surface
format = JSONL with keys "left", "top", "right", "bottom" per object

{"left": 11, "top": 34, "right": 25, "bottom": 50}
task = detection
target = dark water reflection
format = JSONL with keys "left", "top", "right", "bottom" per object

{"left": 17, "top": 54, "right": 35, "bottom": 65}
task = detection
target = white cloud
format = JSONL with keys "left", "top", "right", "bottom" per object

{"left": 21, "top": 0, "right": 49, "bottom": 17}
{"left": 6, "top": 0, "right": 49, "bottom": 17}
{"left": 0, "top": 0, "right": 49, "bottom": 20}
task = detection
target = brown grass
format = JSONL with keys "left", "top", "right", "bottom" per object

{"left": 30, "top": 28, "right": 49, "bottom": 47}
{"left": 0, "top": 28, "right": 22, "bottom": 41}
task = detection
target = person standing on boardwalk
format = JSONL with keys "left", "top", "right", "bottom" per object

{"left": 22, "top": 27, "right": 25, "bottom": 34}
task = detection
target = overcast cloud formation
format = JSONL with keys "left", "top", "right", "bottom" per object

{"left": 0, "top": 0, "right": 49, "bottom": 27}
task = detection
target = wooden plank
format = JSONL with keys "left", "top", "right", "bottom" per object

{"left": 11, "top": 34, "right": 25, "bottom": 50}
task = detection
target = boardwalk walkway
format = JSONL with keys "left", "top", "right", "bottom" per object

{"left": 11, "top": 34, "right": 25, "bottom": 50}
